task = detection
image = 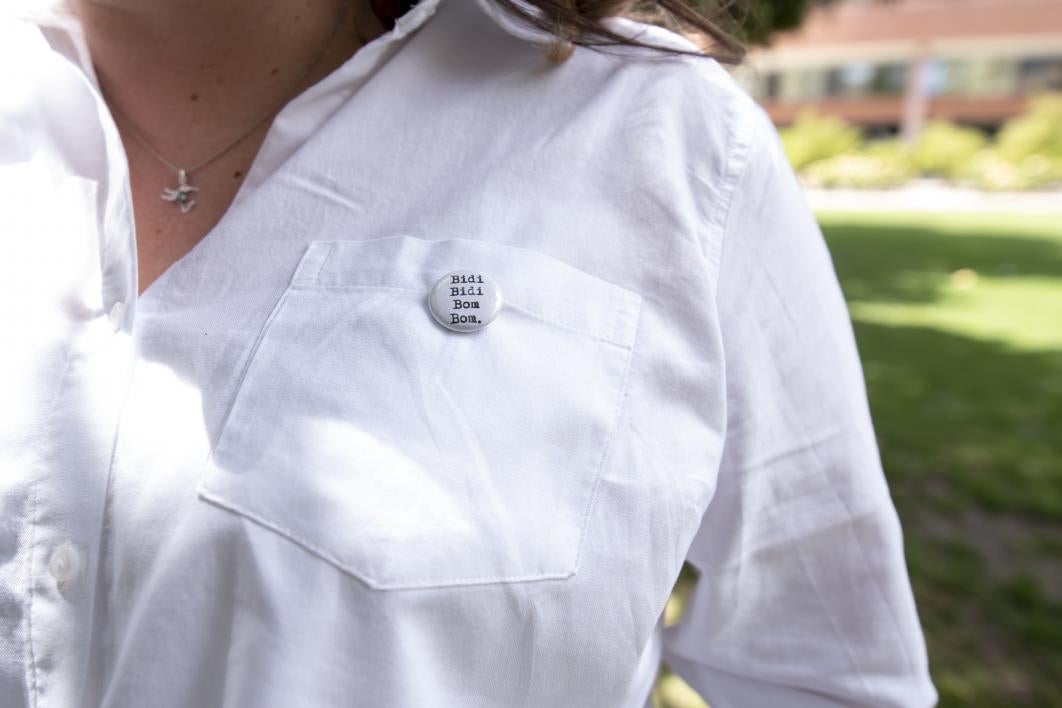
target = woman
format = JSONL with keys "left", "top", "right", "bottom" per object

{"left": 0, "top": 0, "right": 937, "bottom": 705}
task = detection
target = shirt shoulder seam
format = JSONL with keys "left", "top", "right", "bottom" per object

{"left": 705, "top": 98, "right": 760, "bottom": 299}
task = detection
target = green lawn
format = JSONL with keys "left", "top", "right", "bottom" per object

{"left": 656, "top": 211, "right": 1062, "bottom": 708}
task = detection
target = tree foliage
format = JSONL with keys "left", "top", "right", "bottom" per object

{"left": 725, "top": 0, "right": 828, "bottom": 44}
{"left": 685, "top": 0, "right": 837, "bottom": 45}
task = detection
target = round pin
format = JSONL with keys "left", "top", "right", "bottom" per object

{"left": 428, "top": 270, "right": 503, "bottom": 332}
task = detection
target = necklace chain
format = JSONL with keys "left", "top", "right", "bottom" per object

{"left": 100, "top": 0, "right": 355, "bottom": 213}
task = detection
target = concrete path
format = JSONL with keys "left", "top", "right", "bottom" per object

{"left": 803, "top": 180, "right": 1062, "bottom": 215}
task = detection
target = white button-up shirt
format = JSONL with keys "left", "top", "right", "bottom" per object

{"left": 0, "top": 0, "right": 938, "bottom": 706}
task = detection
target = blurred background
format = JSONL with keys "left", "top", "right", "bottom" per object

{"left": 645, "top": 0, "right": 1062, "bottom": 706}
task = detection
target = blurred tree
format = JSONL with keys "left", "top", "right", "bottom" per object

{"left": 719, "top": 0, "right": 830, "bottom": 44}
{"left": 630, "top": 0, "right": 838, "bottom": 46}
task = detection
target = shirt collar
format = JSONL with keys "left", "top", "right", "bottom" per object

{"left": 5, "top": 0, "right": 73, "bottom": 28}
{"left": 9, "top": 0, "right": 555, "bottom": 46}
{"left": 469, "top": 0, "right": 554, "bottom": 44}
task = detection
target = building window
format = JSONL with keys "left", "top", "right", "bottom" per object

{"left": 1017, "top": 56, "right": 1062, "bottom": 92}
{"left": 924, "top": 55, "right": 1062, "bottom": 97}
{"left": 824, "top": 61, "right": 908, "bottom": 98}
{"left": 765, "top": 72, "right": 781, "bottom": 99}
{"left": 935, "top": 57, "right": 1014, "bottom": 96}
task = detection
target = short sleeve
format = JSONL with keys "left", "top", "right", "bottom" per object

{"left": 660, "top": 102, "right": 938, "bottom": 707}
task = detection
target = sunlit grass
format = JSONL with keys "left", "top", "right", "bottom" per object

{"left": 827, "top": 212, "right": 1062, "bottom": 354}
{"left": 850, "top": 274, "right": 1062, "bottom": 353}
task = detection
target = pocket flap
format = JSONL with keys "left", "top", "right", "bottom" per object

{"left": 295, "top": 237, "right": 641, "bottom": 348}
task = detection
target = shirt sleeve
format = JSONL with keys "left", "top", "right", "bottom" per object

{"left": 659, "top": 101, "right": 938, "bottom": 708}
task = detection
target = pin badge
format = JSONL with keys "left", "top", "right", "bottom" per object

{"left": 429, "top": 270, "right": 503, "bottom": 332}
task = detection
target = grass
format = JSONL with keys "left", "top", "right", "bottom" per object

{"left": 655, "top": 211, "right": 1062, "bottom": 707}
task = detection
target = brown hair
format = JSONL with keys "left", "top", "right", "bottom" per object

{"left": 489, "top": 0, "right": 746, "bottom": 64}
{"left": 371, "top": 0, "right": 746, "bottom": 64}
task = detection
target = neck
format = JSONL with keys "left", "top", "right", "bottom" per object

{"left": 69, "top": 0, "right": 393, "bottom": 295}
{"left": 73, "top": 0, "right": 384, "bottom": 167}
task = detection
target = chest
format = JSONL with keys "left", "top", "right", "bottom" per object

{"left": 53, "top": 28, "right": 736, "bottom": 701}
{"left": 96, "top": 101, "right": 730, "bottom": 700}
{"left": 106, "top": 227, "right": 722, "bottom": 706}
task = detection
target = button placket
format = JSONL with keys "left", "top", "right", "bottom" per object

{"left": 107, "top": 300, "right": 127, "bottom": 332}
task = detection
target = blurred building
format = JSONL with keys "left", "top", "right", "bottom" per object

{"left": 735, "top": 0, "right": 1062, "bottom": 138}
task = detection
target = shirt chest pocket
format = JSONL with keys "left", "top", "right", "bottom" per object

{"left": 198, "top": 236, "right": 642, "bottom": 590}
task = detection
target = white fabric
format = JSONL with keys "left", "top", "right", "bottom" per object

{"left": 0, "top": 0, "right": 938, "bottom": 706}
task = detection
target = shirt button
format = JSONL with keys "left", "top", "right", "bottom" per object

{"left": 48, "top": 541, "right": 82, "bottom": 584}
{"left": 428, "top": 270, "right": 503, "bottom": 333}
{"left": 107, "top": 300, "right": 127, "bottom": 332}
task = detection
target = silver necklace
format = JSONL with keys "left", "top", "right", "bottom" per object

{"left": 102, "top": 0, "right": 353, "bottom": 214}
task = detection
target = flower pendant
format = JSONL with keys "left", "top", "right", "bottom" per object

{"left": 161, "top": 169, "right": 199, "bottom": 214}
